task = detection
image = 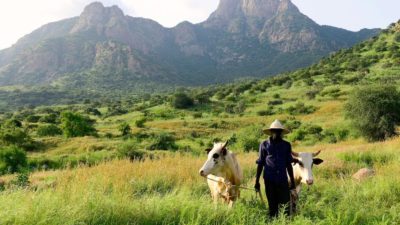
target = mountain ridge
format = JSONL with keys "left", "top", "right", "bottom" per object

{"left": 0, "top": 1, "right": 380, "bottom": 90}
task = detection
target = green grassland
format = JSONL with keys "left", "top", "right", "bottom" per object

{"left": 0, "top": 22, "right": 400, "bottom": 225}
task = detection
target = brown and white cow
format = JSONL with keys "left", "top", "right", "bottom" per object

{"left": 199, "top": 142, "right": 243, "bottom": 207}
{"left": 289, "top": 150, "right": 324, "bottom": 209}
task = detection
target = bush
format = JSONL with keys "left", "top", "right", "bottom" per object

{"left": 117, "top": 141, "right": 146, "bottom": 161}
{"left": 85, "top": 107, "right": 102, "bottom": 116}
{"left": 172, "top": 93, "right": 194, "bottom": 109}
{"left": 192, "top": 112, "right": 203, "bottom": 119}
{"left": 60, "top": 111, "right": 97, "bottom": 138}
{"left": 237, "top": 125, "right": 263, "bottom": 152}
{"left": 0, "top": 128, "right": 34, "bottom": 150}
{"left": 344, "top": 85, "right": 400, "bottom": 141}
{"left": 257, "top": 109, "right": 274, "bottom": 116}
{"left": 268, "top": 100, "right": 283, "bottom": 106}
{"left": 118, "top": 122, "right": 131, "bottom": 137}
{"left": 37, "top": 125, "right": 63, "bottom": 137}
{"left": 0, "top": 146, "right": 27, "bottom": 174}
{"left": 26, "top": 115, "right": 41, "bottom": 123}
{"left": 149, "top": 132, "right": 178, "bottom": 150}
{"left": 9, "top": 171, "right": 30, "bottom": 188}
{"left": 394, "top": 33, "right": 400, "bottom": 42}
{"left": 286, "top": 102, "right": 316, "bottom": 115}
{"left": 38, "top": 114, "right": 58, "bottom": 124}
{"left": 135, "top": 118, "right": 146, "bottom": 128}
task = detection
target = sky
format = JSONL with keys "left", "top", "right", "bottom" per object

{"left": 0, "top": 0, "right": 399, "bottom": 50}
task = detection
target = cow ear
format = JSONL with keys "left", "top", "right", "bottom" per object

{"left": 221, "top": 147, "right": 227, "bottom": 156}
{"left": 205, "top": 148, "right": 212, "bottom": 154}
{"left": 313, "top": 158, "right": 324, "bottom": 165}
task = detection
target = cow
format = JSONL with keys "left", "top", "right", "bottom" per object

{"left": 289, "top": 150, "right": 324, "bottom": 211}
{"left": 199, "top": 142, "right": 243, "bottom": 207}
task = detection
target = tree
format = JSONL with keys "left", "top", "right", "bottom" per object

{"left": 60, "top": 111, "right": 97, "bottom": 138}
{"left": 345, "top": 85, "right": 400, "bottom": 141}
{"left": 0, "top": 146, "right": 27, "bottom": 174}
{"left": 172, "top": 92, "right": 194, "bottom": 109}
{"left": 118, "top": 122, "right": 131, "bottom": 136}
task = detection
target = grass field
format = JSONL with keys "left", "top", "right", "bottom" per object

{"left": 1, "top": 136, "right": 400, "bottom": 225}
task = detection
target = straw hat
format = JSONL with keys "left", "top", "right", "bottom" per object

{"left": 263, "top": 119, "right": 290, "bottom": 135}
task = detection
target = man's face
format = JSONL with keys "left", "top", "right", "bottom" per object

{"left": 270, "top": 129, "right": 282, "bottom": 139}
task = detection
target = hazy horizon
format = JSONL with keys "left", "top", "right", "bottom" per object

{"left": 0, "top": 0, "right": 399, "bottom": 50}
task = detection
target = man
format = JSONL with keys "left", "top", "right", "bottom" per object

{"left": 255, "top": 119, "right": 296, "bottom": 218}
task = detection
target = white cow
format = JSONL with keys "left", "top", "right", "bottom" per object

{"left": 290, "top": 150, "right": 324, "bottom": 211}
{"left": 199, "top": 142, "right": 243, "bottom": 207}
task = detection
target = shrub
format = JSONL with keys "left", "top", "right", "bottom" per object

{"left": 38, "top": 114, "right": 58, "bottom": 124}
{"left": 0, "top": 128, "right": 34, "bottom": 150}
{"left": 0, "top": 146, "right": 27, "bottom": 174}
{"left": 345, "top": 85, "right": 400, "bottom": 141}
{"left": 394, "top": 33, "right": 400, "bottom": 42}
{"left": 117, "top": 141, "right": 146, "bottom": 161}
{"left": 172, "top": 92, "right": 194, "bottom": 109}
{"left": 25, "top": 115, "right": 41, "bottom": 123}
{"left": 320, "top": 87, "right": 342, "bottom": 99}
{"left": 37, "top": 125, "right": 63, "bottom": 137}
{"left": 4, "top": 119, "right": 22, "bottom": 128}
{"left": 135, "top": 118, "right": 146, "bottom": 128}
{"left": 60, "top": 111, "right": 97, "bottom": 138}
{"left": 257, "top": 109, "right": 274, "bottom": 116}
{"left": 9, "top": 171, "right": 30, "bottom": 188}
{"left": 286, "top": 102, "right": 316, "bottom": 115}
{"left": 237, "top": 125, "right": 263, "bottom": 152}
{"left": 192, "top": 112, "right": 203, "bottom": 119}
{"left": 149, "top": 132, "right": 178, "bottom": 150}
{"left": 118, "top": 122, "right": 131, "bottom": 137}
{"left": 106, "top": 106, "right": 128, "bottom": 117}
{"left": 268, "top": 100, "right": 283, "bottom": 106}
{"left": 85, "top": 107, "right": 102, "bottom": 116}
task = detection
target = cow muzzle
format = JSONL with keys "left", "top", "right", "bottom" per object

{"left": 306, "top": 179, "right": 314, "bottom": 185}
{"left": 199, "top": 170, "right": 206, "bottom": 177}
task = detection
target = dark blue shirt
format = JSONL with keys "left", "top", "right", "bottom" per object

{"left": 256, "top": 138, "right": 293, "bottom": 183}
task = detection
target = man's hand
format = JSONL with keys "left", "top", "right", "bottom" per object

{"left": 254, "top": 181, "right": 261, "bottom": 192}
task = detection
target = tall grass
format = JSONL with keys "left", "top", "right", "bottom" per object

{"left": 1, "top": 140, "right": 400, "bottom": 224}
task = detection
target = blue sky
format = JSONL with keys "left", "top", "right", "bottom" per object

{"left": 0, "top": 0, "right": 399, "bottom": 50}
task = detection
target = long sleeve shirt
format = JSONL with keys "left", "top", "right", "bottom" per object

{"left": 256, "top": 138, "right": 293, "bottom": 184}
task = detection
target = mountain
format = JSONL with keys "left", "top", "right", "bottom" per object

{"left": 0, "top": 0, "right": 379, "bottom": 91}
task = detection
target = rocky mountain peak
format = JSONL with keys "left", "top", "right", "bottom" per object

{"left": 277, "top": 0, "right": 300, "bottom": 14}
{"left": 70, "top": 2, "right": 125, "bottom": 34}
{"left": 241, "top": 0, "right": 280, "bottom": 19}
{"left": 209, "top": 0, "right": 280, "bottom": 20}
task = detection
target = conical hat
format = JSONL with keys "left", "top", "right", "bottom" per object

{"left": 263, "top": 119, "right": 290, "bottom": 135}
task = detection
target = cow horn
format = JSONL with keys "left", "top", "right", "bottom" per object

{"left": 222, "top": 141, "right": 229, "bottom": 148}
{"left": 291, "top": 151, "right": 299, "bottom": 157}
{"left": 313, "top": 150, "right": 321, "bottom": 157}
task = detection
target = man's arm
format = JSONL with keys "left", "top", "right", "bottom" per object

{"left": 287, "top": 144, "right": 296, "bottom": 190}
{"left": 255, "top": 142, "right": 266, "bottom": 191}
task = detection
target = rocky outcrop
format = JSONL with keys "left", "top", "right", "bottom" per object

{"left": 352, "top": 168, "right": 375, "bottom": 181}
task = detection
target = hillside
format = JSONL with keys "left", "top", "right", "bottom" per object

{"left": 0, "top": 18, "right": 399, "bottom": 225}
{"left": 0, "top": 0, "right": 378, "bottom": 93}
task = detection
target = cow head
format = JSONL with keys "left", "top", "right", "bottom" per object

{"left": 292, "top": 150, "right": 324, "bottom": 185}
{"left": 199, "top": 142, "right": 229, "bottom": 177}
